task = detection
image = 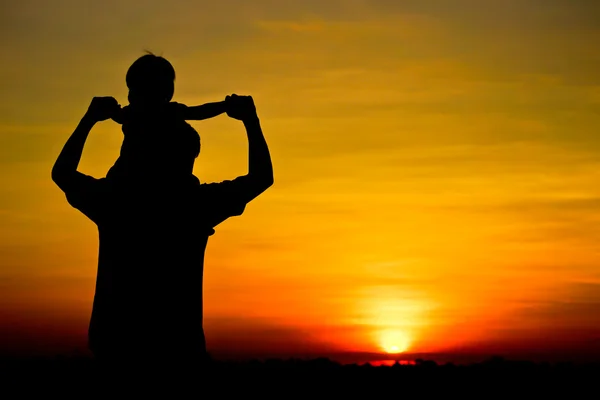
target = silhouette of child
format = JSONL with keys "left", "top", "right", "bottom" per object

{"left": 108, "top": 53, "right": 229, "bottom": 184}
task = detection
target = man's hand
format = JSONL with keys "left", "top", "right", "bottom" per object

{"left": 86, "top": 97, "right": 121, "bottom": 123}
{"left": 226, "top": 94, "right": 258, "bottom": 122}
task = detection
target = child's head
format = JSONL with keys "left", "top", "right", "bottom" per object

{"left": 126, "top": 52, "right": 175, "bottom": 106}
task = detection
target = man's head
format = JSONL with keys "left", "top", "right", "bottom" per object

{"left": 146, "top": 120, "right": 200, "bottom": 176}
{"left": 126, "top": 52, "right": 175, "bottom": 105}
{"left": 167, "top": 121, "right": 201, "bottom": 174}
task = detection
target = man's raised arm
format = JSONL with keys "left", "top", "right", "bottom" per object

{"left": 228, "top": 95, "right": 274, "bottom": 202}
{"left": 52, "top": 97, "right": 119, "bottom": 192}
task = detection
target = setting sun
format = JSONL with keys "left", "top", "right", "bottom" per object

{"left": 380, "top": 330, "right": 411, "bottom": 354}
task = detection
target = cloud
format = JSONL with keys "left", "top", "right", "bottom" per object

{"left": 520, "top": 281, "right": 600, "bottom": 324}
{"left": 366, "top": 0, "right": 600, "bottom": 29}
{"left": 204, "top": 316, "right": 337, "bottom": 355}
{"left": 464, "top": 281, "right": 600, "bottom": 355}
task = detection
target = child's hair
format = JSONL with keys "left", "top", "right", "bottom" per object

{"left": 126, "top": 52, "right": 176, "bottom": 104}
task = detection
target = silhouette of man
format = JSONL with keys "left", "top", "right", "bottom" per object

{"left": 51, "top": 94, "right": 273, "bottom": 377}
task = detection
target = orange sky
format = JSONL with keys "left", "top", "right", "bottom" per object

{"left": 2, "top": 0, "right": 600, "bottom": 360}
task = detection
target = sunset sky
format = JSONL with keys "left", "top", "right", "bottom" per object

{"left": 2, "top": 0, "right": 600, "bottom": 361}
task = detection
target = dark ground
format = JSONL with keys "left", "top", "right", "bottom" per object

{"left": 2, "top": 356, "right": 598, "bottom": 397}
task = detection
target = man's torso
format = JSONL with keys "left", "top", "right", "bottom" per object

{"left": 89, "top": 180, "right": 211, "bottom": 357}
{"left": 63, "top": 171, "right": 250, "bottom": 358}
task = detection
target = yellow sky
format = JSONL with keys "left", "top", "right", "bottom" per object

{"left": 1, "top": 0, "right": 600, "bottom": 359}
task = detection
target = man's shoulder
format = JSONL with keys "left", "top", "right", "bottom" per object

{"left": 195, "top": 176, "right": 250, "bottom": 222}
{"left": 84, "top": 175, "right": 109, "bottom": 187}
{"left": 65, "top": 173, "right": 107, "bottom": 189}
{"left": 62, "top": 173, "right": 113, "bottom": 223}
{"left": 198, "top": 175, "right": 248, "bottom": 189}
{"left": 198, "top": 175, "right": 251, "bottom": 206}
{"left": 63, "top": 174, "right": 111, "bottom": 199}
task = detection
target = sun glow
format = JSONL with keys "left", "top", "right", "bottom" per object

{"left": 380, "top": 330, "right": 411, "bottom": 354}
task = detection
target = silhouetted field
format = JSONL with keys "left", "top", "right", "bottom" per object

{"left": 2, "top": 356, "right": 598, "bottom": 396}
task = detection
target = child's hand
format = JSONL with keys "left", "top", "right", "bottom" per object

{"left": 86, "top": 97, "right": 121, "bottom": 123}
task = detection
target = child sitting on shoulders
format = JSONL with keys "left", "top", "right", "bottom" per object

{"left": 108, "top": 52, "right": 230, "bottom": 185}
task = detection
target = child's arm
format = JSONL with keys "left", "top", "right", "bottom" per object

{"left": 179, "top": 100, "right": 228, "bottom": 121}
